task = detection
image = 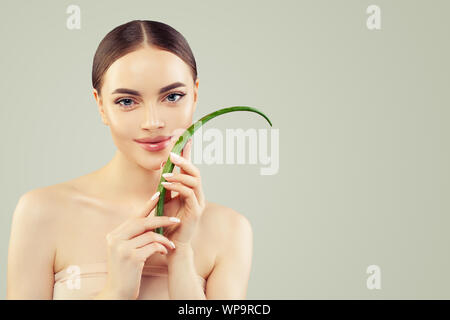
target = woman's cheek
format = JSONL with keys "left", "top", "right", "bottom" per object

{"left": 108, "top": 126, "right": 128, "bottom": 153}
{"left": 108, "top": 114, "right": 138, "bottom": 150}
{"left": 109, "top": 107, "right": 137, "bottom": 126}
{"left": 166, "top": 104, "right": 193, "bottom": 128}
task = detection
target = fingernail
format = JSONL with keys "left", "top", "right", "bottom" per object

{"left": 170, "top": 152, "right": 182, "bottom": 161}
{"left": 169, "top": 241, "right": 176, "bottom": 249}
{"left": 161, "top": 181, "right": 172, "bottom": 186}
{"left": 162, "top": 173, "right": 174, "bottom": 178}
{"left": 169, "top": 217, "right": 180, "bottom": 223}
{"left": 150, "top": 191, "right": 160, "bottom": 201}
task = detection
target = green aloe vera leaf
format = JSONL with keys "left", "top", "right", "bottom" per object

{"left": 154, "top": 106, "right": 272, "bottom": 235}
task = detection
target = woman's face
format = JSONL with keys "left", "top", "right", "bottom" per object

{"left": 93, "top": 46, "right": 199, "bottom": 171}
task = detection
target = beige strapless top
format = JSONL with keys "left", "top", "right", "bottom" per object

{"left": 53, "top": 262, "right": 206, "bottom": 300}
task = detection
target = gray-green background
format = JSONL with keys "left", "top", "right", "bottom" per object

{"left": 1, "top": 0, "right": 449, "bottom": 299}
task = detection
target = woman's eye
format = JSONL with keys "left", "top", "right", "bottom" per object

{"left": 115, "top": 92, "right": 185, "bottom": 109}
{"left": 115, "top": 98, "right": 136, "bottom": 108}
{"left": 166, "top": 92, "right": 185, "bottom": 103}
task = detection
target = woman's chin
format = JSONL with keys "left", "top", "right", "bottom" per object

{"left": 134, "top": 158, "right": 167, "bottom": 172}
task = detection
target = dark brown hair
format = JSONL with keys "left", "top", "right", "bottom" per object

{"left": 92, "top": 20, "right": 198, "bottom": 97}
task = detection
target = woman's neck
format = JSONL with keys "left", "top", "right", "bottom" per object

{"left": 95, "top": 150, "right": 164, "bottom": 203}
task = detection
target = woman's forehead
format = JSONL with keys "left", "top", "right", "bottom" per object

{"left": 103, "top": 47, "right": 192, "bottom": 95}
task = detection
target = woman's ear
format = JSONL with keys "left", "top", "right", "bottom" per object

{"left": 192, "top": 78, "right": 199, "bottom": 113}
{"left": 93, "top": 89, "right": 109, "bottom": 126}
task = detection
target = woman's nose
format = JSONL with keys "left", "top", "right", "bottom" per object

{"left": 141, "top": 105, "right": 164, "bottom": 129}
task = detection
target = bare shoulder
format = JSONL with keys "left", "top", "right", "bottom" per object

{"left": 198, "top": 201, "right": 253, "bottom": 295}
{"left": 7, "top": 184, "right": 72, "bottom": 299}
{"left": 202, "top": 201, "right": 251, "bottom": 227}
{"left": 200, "top": 201, "right": 253, "bottom": 253}
{"left": 20, "top": 182, "right": 70, "bottom": 206}
{"left": 13, "top": 183, "right": 73, "bottom": 227}
{"left": 15, "top": 185, "right": 59, "bottom": 218}
{"left": 10, "top": 183, "right": 77, "bottom": 259}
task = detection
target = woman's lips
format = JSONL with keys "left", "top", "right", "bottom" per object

{"left": 136, "top": 136, "right": 172, "bottom": 152}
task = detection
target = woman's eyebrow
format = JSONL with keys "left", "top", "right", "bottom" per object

{"left": 111, "top": 82, "right": 186, "bottom": 96}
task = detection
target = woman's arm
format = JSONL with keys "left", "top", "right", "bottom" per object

{"left": 205, "top": 210, "right": 253, "bottom": 299}
{"left": 167, "top": 242, "right": 206, "bottom": 300}
{"left": 7, "top": 190, "right": 57, "bottom": 299}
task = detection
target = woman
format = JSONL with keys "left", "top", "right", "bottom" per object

{"left": 7, "top": 20, "right": 253, "bottom": 300}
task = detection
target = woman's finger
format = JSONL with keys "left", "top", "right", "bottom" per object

{"left": 169, "top": 150, "right": 200, "bottom": 178}
{"left": 162, "top": 172, "right": 205, "bottom": 205}
{"left": 147, "top": 206, "right": 157, "bottom": 218}
{"left": 161, "top": 181, "right": 199, "bottom": 212}
{"left": 135, "top": 191, "right": 161, "bottom": 218}
{"left": 162, "top": 172, "right": 198, "bottom": 189}
{"left": 118, "top": 216, "right": 180, "bottom": 240}
{"left": 181, "top": 140, "right": 192, "bottom": 174}
{"left": 183, "top": 139, "right": 191, "bottom": 158}
{"left": 109, "top": 192, "right": 159, "bottom": 238}
{"left": 134, "top": 242, "right": 168, "bottom": 260}
{"left": 127, "top": 230, "right": 175, "bottom": 250}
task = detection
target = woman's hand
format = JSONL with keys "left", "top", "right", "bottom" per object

{"left": 159, "top": 139, "right": 206, "bottom": 247}
{"left": 99, "top": 192, "right": 181, "bottom": 300}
